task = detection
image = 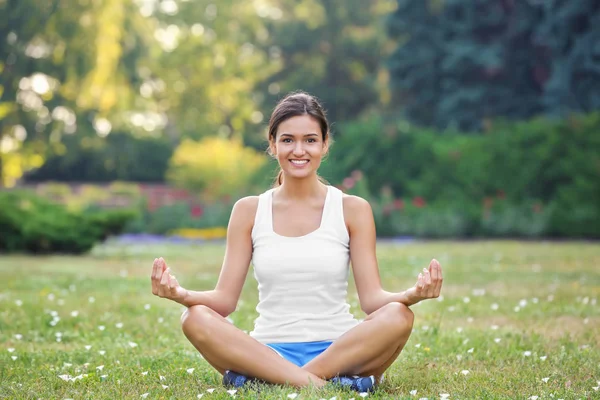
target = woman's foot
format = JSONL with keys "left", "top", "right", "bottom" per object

{"left": 222, "top": 370, "right": 253, "bottom": 388}
{"left": 329, "top": 375, "right": 376, "bottom": 393}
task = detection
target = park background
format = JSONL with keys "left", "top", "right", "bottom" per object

{"left": 1, "top": 1, "right": 599, "bottom": 399}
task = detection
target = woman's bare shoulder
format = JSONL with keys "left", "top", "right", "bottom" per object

{"left": 229, "top": 196, "right": 260, "bottom": 227}
{"left": 342, "top": 194, "right": 372, "bottom": 213}
{"left": 342, "top": 194, "right": 373, "bottom": 228}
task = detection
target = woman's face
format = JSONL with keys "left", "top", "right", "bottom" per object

{"left": 271, "top": 114, "right": 328, "bottom": 181}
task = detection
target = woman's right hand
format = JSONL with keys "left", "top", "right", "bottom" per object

{"left": 151, "top": 257, "right": 188, "bottom": 305}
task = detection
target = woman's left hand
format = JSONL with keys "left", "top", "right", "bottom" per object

{"left": 405, "top": 258, "right": 443, "bottom": 304}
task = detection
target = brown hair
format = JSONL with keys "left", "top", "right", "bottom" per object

{"left": 267, "top": 91, "right": 330, "bottom": 187}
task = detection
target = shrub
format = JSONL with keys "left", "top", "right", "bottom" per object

{"left": 124, "top": 200, "right": 233, "bottom": 235}
{"left": 167, "top": 137, "right": 267, "bottom": 201}
{"left": 0, "top": 190, "right": 138, "bottom": 254}
{"left": 321, "top": 112, "right": 600, "bottom": 238}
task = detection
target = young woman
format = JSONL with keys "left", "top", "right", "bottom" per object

{"left": 150, "top": 91, "right": 443, "bottom": 393}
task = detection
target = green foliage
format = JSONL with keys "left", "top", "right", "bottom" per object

{"left": 125, "top": 201, "right": 233, "bottom": 235}
{"left": 167, "top": 137, "right": 267, "bottom": 201}
{"left": 386, "top": 1, "right": 600, "bottom": 131}
{"left": 0, "top": 190, "right": 138, "bottom": 254}
{"left": 25, "top": 132, "right": 173, "bottom": 183}
{"left": 252, "top": 0, "right": 395, "bottom": 133}
{"left": 322, "top": 112, "right": 600, "bottom": 238}
{"left": 0, "top": 0, "right": 148, "bottom": 185}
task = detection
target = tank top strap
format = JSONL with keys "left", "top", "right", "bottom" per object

{"left": 322, "top": 185, "right": 350, "bottom": 244}
{"left": 253, "top": 188, "right": 275, "bottom": 235}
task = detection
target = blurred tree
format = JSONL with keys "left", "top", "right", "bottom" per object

{"left": 24, "top": 131, "right": 173, "bottom": 182}
{"left": 386, "top": 0, "right": 600, "bottom": 131}
{"left": 0, "top": 0, "right": 152, "bottom": 186}
{"left": 252, "top": 0, "right": 396, "bottom": 140}
{"left": 144, "top": 0, "right": 278, "bottom": 142}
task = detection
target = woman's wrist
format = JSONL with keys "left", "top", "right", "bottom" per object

{"left": 175, "top": 289, "right": 191, "bottom": 307}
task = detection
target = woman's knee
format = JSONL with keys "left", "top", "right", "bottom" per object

{"left": 379, "top": 302, "right": 414, "bottom": 332}
{"left": 180, "top": 305, "right": 214, "bottom": 338}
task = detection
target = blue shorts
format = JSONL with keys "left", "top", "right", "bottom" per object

{"left": 266, "top": 340, "right": 333, "bottom": 367}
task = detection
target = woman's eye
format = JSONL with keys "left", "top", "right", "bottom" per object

{"left": 307, "top": 138, "right": 317, "bottom": 143}
{"left": 282, "top": 138, "right": 292, "bottom": 143}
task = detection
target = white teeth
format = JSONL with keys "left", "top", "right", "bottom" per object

{"left": 290, "top": 160, "right": 308, "bottom": 165}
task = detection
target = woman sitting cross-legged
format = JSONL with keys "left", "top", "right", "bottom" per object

{"left": 150, "top": 91, "right": 443, "bottom": 393}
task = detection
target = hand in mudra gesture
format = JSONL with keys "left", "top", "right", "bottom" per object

{"left": 151, "top": 257, "right": 188, "bottom": 304}
{"left": 406, "top": 258, "right": 443, "bottom": 304}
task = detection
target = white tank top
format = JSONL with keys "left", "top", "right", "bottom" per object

{"left": 249, "top": 185, "right": 359, "bottom": 344}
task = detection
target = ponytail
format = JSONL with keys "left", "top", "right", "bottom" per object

{"left": 273, "top": 168, "right": 284, "bottom": 187}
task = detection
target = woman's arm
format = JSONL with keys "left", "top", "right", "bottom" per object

{"left": 151, "top": 196, "right": 258, "bottom": 317}
{"left": 344, "top": 196, "right": 442, "bottom": 314}
{"left": 204, "top": 195, "right": 257, "bottom": 315}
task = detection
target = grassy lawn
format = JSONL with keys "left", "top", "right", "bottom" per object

{"left": 1, "top": 240, "right": 599, "bottom": 399}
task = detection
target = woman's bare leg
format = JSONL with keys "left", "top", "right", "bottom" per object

{"left": 180, "top": 305, "right": 326, "bottom": 388}
{"left": 302, "top": 302, "right": 414, "bottom": 380}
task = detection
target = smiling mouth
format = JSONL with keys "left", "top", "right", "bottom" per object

{"left": 290, "top": 160, "right": 309, "bottom": 165}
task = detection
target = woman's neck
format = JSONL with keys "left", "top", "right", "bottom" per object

{"left": 276, "top": 177, "right": 326, "bottom": 201}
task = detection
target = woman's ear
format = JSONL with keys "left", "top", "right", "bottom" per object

{"left": 322, "top": 134, "right": 330, "bottom": 155}
{"left": 269, "top": 140, "right": 277, "bottom": 157}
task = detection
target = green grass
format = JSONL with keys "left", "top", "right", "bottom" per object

{"left": 1, "top": 240, "right": 599, "bottom": 399}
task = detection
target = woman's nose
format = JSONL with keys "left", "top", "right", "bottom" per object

{"left": 293, "top": 142, "right": 306, "bottom": 155}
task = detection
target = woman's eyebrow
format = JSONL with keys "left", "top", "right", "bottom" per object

{"left": 279, "top": 133, "right": 319, "bottom": 137}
